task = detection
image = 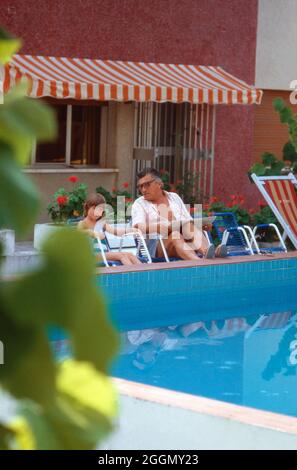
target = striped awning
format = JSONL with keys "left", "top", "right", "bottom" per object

{"left": 2, "top": 54, "right": 262, "bottom": 105}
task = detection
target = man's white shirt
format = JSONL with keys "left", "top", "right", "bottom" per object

{"left": 131, "top": 191, "right": 192, "bottom": 229}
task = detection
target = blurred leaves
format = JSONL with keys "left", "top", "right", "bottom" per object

{"left": 0, "top": 29, "right": 119, "bottom": 449}
{"left": 1, "top": 229, "right": 118, "bottom": 373}
{"left": 0, "top": 229, "right": 119, "bottom": 448}
{"left": 283, "top": 141, "right": 297, "bottom": 163}
{"left": 0, "top": 85, "right": 57, "bottom": 166}
{"left": 272, "top": 97, "right": 285, "bottom": 112}
{"left": 0, "top": 28, "right": 21, "bottom": 64}
{"left": 273, "top": 97, "right": 297, "bottom": 154}
{"left": 249, "top": 162, "right": 266, "bottom": 176}
{"left": 8, "top": 359, "right": 117, "bottom": 450}
{"left": 0, "top": 142, "right": 39, "bottom": 234}
{"left": 46, "top": 360, "right": 117, "bottom": 450}
{"left": 262, "top": 152, "right": 276, "bottom": 166}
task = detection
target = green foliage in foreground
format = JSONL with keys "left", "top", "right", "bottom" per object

{"left": 0, "top": 28, "right": 119, "bottom": 449}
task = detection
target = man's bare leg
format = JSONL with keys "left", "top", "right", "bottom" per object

{"left": 157, "top": 232, "right": 200, "bottom": 261}
{"left": 180, "top": 221, "right": 209, "bottom": 256}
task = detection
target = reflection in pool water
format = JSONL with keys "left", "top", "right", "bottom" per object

{"left": 111, "top": 310, "right": 297, "bottom": 417}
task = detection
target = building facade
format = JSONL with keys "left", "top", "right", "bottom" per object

{"left": 253, "top": 0, "right": 297, "bottom": 166}
{"left": 1, "top": 0, "right": 259, "bottom": 222}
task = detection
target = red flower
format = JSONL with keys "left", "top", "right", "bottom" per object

{"left": 122, "top": 182, "right": 129, "bottom": 189}
{"left": 257, "top": 199, "right": 267, "bottom": 208}
{"left": 112, "top": 187, "right": 117, "bottom": 193}
{"left": 210, "top": 196, "right": 218, "bottom": 204}
{"left": 68, "top": 175, "right": 78, "bottom": 183}
{"left": 226, "top": 202, "right": 234, "bottom": 208}
{"left": 126, "top": 197, "right": 133, "bottom": 203}
{"left": 230, "top": 194, "right": 236, "bottom": 201}
{"left": 56, "top": 195, "right": 68, "bottom": 206}
{"left": 204, "top": 203, "right": 210, "bottom": 211}
{"left": 249, "top": 208, "right": 256, "bottom": 214}
{"left": 239, "top": 196, "right": 245, "bottom": 205}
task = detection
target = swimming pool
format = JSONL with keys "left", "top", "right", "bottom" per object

{"left": 99, "top": 256, "right": 297, "bottom": 418}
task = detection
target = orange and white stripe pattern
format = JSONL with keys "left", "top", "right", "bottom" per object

{"left": 265, "top": 179, "right": 297, "bottom": 240}
{"left": 3, "top": 54, "right": 262, "bottom": 104}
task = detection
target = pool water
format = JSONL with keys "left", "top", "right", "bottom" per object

{"left": 111, "top": 308, "right": 297, "bottom": 417}
{"left": 51, "top": 257, "right": 297, "bottom": 418}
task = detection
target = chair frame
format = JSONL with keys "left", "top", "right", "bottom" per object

{"left": 251, "top": 172, "right": 297, "bottom": 249}
{"left": 212, "top": 211, "right": 260, "bottom": 256}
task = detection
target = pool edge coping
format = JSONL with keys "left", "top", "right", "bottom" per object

{"left": 99, "top": 252, "right": 297, "bottom": 275}
{"left": 113, "top": 377, "right": 297, "bottom": 436}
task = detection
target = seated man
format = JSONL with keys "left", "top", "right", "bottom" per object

{"left": 131, "top": 168, "right": 227, "bottom": 261}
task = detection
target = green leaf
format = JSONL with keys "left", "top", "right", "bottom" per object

{"left": 0, "top": 305, "right": 37, "bottom": 381}
{"left": 262, "top": 152, "right": 276, "bottom": 166}
{"left": 266, "top": 160, "right": 284, "bottom": 176}
{"left": 45, "top": 360, "right": 117, "bottom": 449}
{"left": 1, "top": 330, "right": 56, "bottom": 406}
{"left": 250, "top": 162, "right": 266, "bottom": 176}
{"left": 0, "top": 422, "right": 15, "bottom": 450}
{"left": 11, "top": 360, "right": 117, "bottom": 450}
{"left": 283, "top": 141, "right": 297, "bottom": 162}
{"left": 2, "top": 229, "right": 119, "bottom": 372}
{"left": 273, "top": 97, "right": 285, "bottom": 112}
{"left": 0, "top": 28, "right": 21, "bottom": 64}
{"left": 0, "top": 92, "right": 57, "bottom": 165}
{"left": 10, "top": 403, "right": 57, "bottom": 450}
{"left": 0, "top": 142, "right": 39, "bottom": 234}
{"left": 1, "top": 97, "right": 56, "bottom": 141}
{"left": 1, "top": 82, "right": 28, "bottom": 104}
{"left": 279, "top": 107, "right": 292, "bottom": 123}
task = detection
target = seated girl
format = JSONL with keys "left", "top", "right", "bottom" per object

{"left": 78, "top": 193, "right": 142, "bottom": 266}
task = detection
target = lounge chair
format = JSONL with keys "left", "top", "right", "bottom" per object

{"left": 67, "top": 218, "right": 151, "bottom": 267}
{"left": 251, "top": 173, "right": 296, "bottom": 250}
{"left": 103, "top": 223, "right": 153, "bottom": 265}
{"left": 211, "top": 212, "right": 260, "bottom": 256}
{"left": 105, "top": 222, "right": 214, "bottom": 264}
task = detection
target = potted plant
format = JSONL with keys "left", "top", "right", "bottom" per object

{"left": 47, "top": 176, "right": 87, "bottom": 222}
{"left": 34, "top": 176, "right": 87, "bottom": 249}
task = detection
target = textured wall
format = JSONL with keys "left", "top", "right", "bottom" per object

{"left": 0, "top": 0, "right": 258, "bottom": 203}
{"left": 256, "top": 0, "right": 297, "bottom": 90}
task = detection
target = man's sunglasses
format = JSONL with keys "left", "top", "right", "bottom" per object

{"left": 137, "top": 178, "right": 157, "bottom": 191}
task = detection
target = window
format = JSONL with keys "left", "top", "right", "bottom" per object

{"left": 133, "top": 102, "right": 216, "bottom": 199}
{"left": 34, "top": 101, "right": 102, "bottom": 166}
{"left": 71, "top": 106, "right": 101, "bottom": 165}
{"left": 35, "top": 104, "right": 67, "bottom": 164}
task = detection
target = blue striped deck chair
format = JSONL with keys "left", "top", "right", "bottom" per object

{"left": 212, "top": 212, "right": 259, "bottom": 256}
{"left": 251, "top": 224, "right": 287, "bottom": 254}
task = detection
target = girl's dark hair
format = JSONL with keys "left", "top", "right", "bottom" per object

{"left": 83, "top": 193, "right": 106, "bottom": 217}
